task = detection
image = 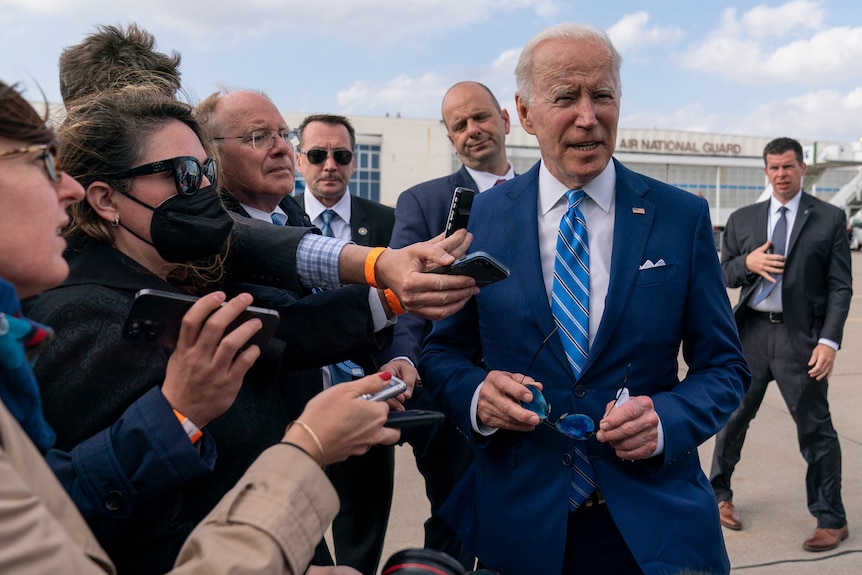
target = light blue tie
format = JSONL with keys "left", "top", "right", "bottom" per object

{"left": 551, "top": 189, "right": 597, "bottom": 509}
{"left": 320, "top": 209, "right": 336, "bottom": 237}
{"left": 752, "top": 206, "right": 788, "bottom": 306}
{"left": 271, "top": 212, "right": 286, "bottom": 226}
{"left": 329, "top": 359, "right": 364, "bottom": 385}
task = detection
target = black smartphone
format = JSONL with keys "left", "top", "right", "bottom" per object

{"left": 384, "top": 409, "right": 446, "bottom": 429}
{"left": 444, "top": 186, "right": 475, "bottom": 237}
{"left": 429, "top": 251, "right": 510, "bottom": 287}
{"left": 122, "top": 288, "right": 280, "bottom": 350}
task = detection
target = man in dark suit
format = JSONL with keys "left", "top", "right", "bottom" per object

{"left": 710, "top": 137, "right": 852, "bottom": 551}
{"left": 420, "top": 24, "right": 749, "bottom": 575}
{"left": 382, "top": 81, "right": 514, "bottom": 569}
{"left": 197, "top": 90, "right": 401, "bottom": 571}
{"left": 294, "top": 113, "right": 396, "bottom": 575}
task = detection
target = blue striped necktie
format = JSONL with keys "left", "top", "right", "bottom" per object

{"left": 551, "top": 188, "right": 597, "bottom": 509}
{"left": 320, "top": 209, "right": 336, "bottom": 237}
{"left": 271, "top": 212, "right": 286, "bottom": 226}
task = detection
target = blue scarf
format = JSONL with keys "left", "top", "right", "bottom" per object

{"left": 0, "top": 278, "right": 56, "bottom": 452}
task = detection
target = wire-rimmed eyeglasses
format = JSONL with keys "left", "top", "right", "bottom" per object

{"left": 519, "top": 326, "right": 630, "bottom": 440}
{"left": 214, "top": 129, "right": 298, "bottom": 150}
{"left": 0, "top": 143, "right": 60, "bottom": 183}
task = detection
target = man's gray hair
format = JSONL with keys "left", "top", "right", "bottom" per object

{"left": 515, "top": 23, "right": 622, "bottom": 106}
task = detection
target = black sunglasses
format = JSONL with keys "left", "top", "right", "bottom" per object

{"left": 121, "top": 156, "right": 217, "bottom": 196}
{"left": 0, "top": 143, "right": 60, "bottom": 183}
{"left": 300, "top": 148, "right": 353, "bottom": 166}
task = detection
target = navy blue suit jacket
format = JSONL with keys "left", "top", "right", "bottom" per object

{"left": 384, "top": 166, "right": 478, "bottom": 362}
{"left": 420, "top": 160, "right": 749, "bottom": 575}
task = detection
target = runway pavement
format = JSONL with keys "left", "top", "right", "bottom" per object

{"left": 368, "top": 250, "right": 862, "bottom": 574}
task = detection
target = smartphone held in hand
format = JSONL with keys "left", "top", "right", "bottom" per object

{"left": 122, "top": 288, "right": 280, "bottom": 350}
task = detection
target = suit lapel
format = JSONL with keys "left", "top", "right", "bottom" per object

{"left": 586, "top": 162, "right": 653, "bottom": 366}
{"left": 788, "top": 192, "right": 814, "bottom": 257}
{"left": 503, "top": 166, "right": 570, "bottom": 374}
{"left": 350, "top": 196, "right": 371, "bottom": 246}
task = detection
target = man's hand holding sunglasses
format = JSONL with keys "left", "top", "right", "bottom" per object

{"left": 596, "top": 392, "right": 660, "bottom": 461}
{"left": 476, "top": 371, "right": 544, "bottom": 432}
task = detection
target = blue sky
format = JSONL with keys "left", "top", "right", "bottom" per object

{"left": 2, "top": 0, "right": 860, "bottom": 142}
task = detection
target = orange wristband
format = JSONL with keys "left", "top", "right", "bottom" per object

{"left": 173, "top": 409, "right": 203, "bottom": 444}
{"left": 364, "top": 247, "right": 386, "bottom": 288}
{"left": 384, "top": 288, "right": 405, "bottom": 315}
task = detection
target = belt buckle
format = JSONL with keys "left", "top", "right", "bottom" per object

{"left": 768, "top": 312, "right": 781, "bottom": 323}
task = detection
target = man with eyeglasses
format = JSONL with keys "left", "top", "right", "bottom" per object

{"left": 420, "top": 24, "right": 749, "bottom": 575}
{"left": 292, "top": 113, "right": 396, "bottom": 575}
{"left": 197, "top": 90, "right": 407, "bottom": 569}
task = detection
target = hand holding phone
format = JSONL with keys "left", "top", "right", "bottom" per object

{"left": 123, "top": 289, "right": 280, "bottom": 350}
{"left": 429, "top": 251, "right": 510, "bottom": 287}
{"left": 360, "top": 376, "right": 408, "bottom": 401}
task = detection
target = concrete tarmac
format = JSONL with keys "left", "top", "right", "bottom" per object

{"left": 365, "top": 250, "right": 862, "bottom": 574}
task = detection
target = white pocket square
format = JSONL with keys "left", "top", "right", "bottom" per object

{"left": 639, "top": 258, "right": 666, "bottom": 270}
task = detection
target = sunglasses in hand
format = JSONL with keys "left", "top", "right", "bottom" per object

{"left": 518, "top": 327, "right": 630, "bottom": 440}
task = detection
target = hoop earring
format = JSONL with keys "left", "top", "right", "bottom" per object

{"left": 111, "top": 216, "right": 120, "bottom": 227}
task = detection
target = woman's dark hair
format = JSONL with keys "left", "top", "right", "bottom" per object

{"left": 0, "top": 81, "right": 54, "bottom": 145}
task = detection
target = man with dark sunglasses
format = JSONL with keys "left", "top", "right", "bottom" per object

{"left": 294, "top": 113, "right": 397, "bottom": 575}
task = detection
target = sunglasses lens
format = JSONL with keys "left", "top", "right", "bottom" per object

{"left": 333, "top": 150, "right": 353, "bottom": 165}
{"left": 521, "top": 384, "right": 550, "bottom": 419}
{"left": 175, "top": 159, "right": 201, "bottom": 196}
{"left": 556, "top": 414, "right": 595, "bottom": 440}
{"left": 203, "top": 157, "right": 218, "bottom": 190}
{"left": 306, "top": 149, "right": 328, "bottom": 164}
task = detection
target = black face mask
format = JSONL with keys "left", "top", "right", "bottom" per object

{"left": 117, "top": 184, "right": 234, "bottom": 263}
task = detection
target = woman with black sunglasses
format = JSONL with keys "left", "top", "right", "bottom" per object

{"left": 23, "top": 84, "right": 395, "bottom": 575}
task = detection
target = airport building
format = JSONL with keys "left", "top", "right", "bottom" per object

{"left": 283, "top": 111, "right": 862, "bottom": 230}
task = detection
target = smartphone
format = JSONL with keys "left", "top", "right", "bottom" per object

{"left": 384, "top": 409, "right": 446, "bottom": 429}
{"left": 361, "top": 377, "right": 409, "bottom": 401}
{"left": 444, "top": 186, "right": 475, "bottom": 237}
{"left": 122, "top": 288, "right": 280, "bottom": 350}
{"left": 429, "top": 251, "right": 510, "bottom": 287}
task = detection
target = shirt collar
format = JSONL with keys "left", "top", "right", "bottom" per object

{"left": 464, "top": 164, "right": 515, "bottom": 193}
{"left": 539, "top": 160, "right": 616, "bottom": 216}
{"left": 303, "top": 189, "right": 352, "bottom": 223}
{"left": 770, "top": 189, "right": 802, "bottom": 216}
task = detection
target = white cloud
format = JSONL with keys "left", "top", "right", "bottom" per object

{"left": 0, "top": 0, "right": 560, "bottom": 47}
{"left": 607, "top": 12, "right": 684, "bottom": 55}
{"left": 335, "top": 46, "right": 522, "bottom": 119}
{"left": 727, "top": 87, "right": 862, "bottom": 141}
{"left": 621, "top": 103, "right": 724, "bottom": 134}
{"left": 681, "top": 0, "right": 862, "bottom": 84}
{"left": 337, "top": 72, "right": 450, "bottom": 117}
{"left": 740, "top": 0, "right": 824, "bottom": 38}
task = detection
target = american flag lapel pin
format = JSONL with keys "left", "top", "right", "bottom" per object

{"left": 632, "top": 207, "right": 646, "bottom": 215}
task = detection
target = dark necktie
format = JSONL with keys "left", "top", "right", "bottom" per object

{"left": 320, "top": 209, "right": 336, "bottom": 237}
{"left": 494, "top": 178, "right": 507, "bottom": 186}
{"left": 753, "top": 206, "right": 787, "bottom": 305}
{"left": 551, "top": 189, "right": 596, "bottom": 509}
